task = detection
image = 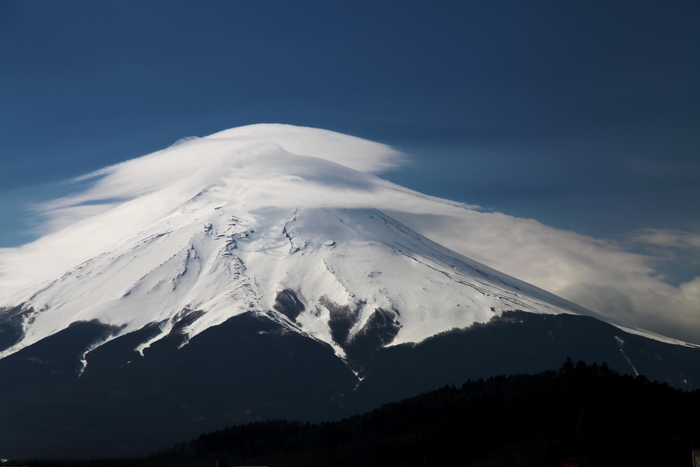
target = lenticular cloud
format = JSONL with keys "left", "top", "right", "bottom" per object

{"left": 0, "top": 124, "right": 698, "bottom": 345}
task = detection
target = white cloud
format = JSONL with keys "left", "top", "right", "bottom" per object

{"left": 626, "top": 228, "right": 700, "bottom": 251}
{"left": 388, "top": 210, "right": 700, "bottom": 344}
{"left": 207, "top": 123, "right": 404, "bottom": 173}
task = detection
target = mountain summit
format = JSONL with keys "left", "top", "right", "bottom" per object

{"left": 1, "top": 125, "right": 699, "bottom": 458}
{"left": 0, "top": 124, "right": 610, "bottom": 361}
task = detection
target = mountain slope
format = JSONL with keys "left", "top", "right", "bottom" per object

{"left": 4, "top": 309, "right": 700, "bottom": 459}
{"left": 1, "top": 124, "right": 699, "bottom": 459}
{"left": 0, "top": 125, "right": 637, "bottom": 364}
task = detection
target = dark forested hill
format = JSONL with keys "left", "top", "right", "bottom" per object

{"left": 16, "top": 360, "right": 700, "bottom": 467}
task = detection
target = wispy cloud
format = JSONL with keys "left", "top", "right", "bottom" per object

{"left": 390, "top": 211, "right": 700, "bottom": 344}
{"left": 626, "top": 228, "right": 700, "bottom": 251}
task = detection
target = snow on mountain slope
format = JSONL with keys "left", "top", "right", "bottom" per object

{"left": 0, "top": 124, "right": 680, "bottom": 360}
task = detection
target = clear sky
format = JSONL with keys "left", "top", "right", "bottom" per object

{"left": 1, "top": 1, "right": 699, "bottom": 279}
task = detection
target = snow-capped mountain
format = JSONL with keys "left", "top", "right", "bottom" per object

{"left": 2, "top": 124, "right": 700, "bottom": 459}
{"left": 0, "top": 124, "right": 666, "bottom": 362}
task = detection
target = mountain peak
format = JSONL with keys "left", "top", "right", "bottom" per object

{"left": 3, "top": 125, "right": 700, "bottom": 459}
{"left": 0, "top": 125, "right": 684, "bottom": 363}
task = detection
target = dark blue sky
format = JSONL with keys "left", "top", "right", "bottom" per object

{"left": 1, "top": 0, "right": 699, "bottom": 248}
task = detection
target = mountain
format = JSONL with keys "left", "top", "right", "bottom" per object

{"left": 1, "top": 124, "right": 699, "bottom": 459}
